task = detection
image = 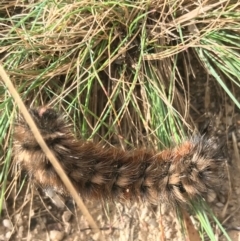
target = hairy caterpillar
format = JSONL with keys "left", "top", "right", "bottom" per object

{"left": 13, "top": 107, "right": 226, "bottom": 206}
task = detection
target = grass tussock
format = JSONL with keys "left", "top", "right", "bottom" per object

{"left": 0, "top": 0, "right": 239, "bottom": 240}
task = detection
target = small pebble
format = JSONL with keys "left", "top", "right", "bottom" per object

{"left": 216, "top": 202, "right": 224, "bottom": 207}
{"left": 5, "top": 232, "right": 12, "bottom": 239}
{"left": 92, "top": 232, "right": 100, "bottom": 241}
{"left": 49, "top": 230, "right": 64, "bottom": 241}
{"left": 3, "top": 219, "right": 13, "bottom": 230}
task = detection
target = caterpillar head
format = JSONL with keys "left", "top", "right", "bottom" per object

{"left": 13, "top": 107, "right": 73, "bottom": 193}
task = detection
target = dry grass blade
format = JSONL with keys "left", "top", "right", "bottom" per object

{"left": 0, "top": 64, "right": 105, "bottom": 241}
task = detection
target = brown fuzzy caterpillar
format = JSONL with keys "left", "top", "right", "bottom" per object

{"left": 13, "top": 107, "right": 226, "bottom": 206}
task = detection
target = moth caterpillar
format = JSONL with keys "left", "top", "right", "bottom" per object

{"left": 13, "top": 107, "right": 226, "bottom": 206}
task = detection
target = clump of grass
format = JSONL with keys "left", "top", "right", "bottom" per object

{"left": 0, "top": 0, "right": 239, "bottom": 240}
